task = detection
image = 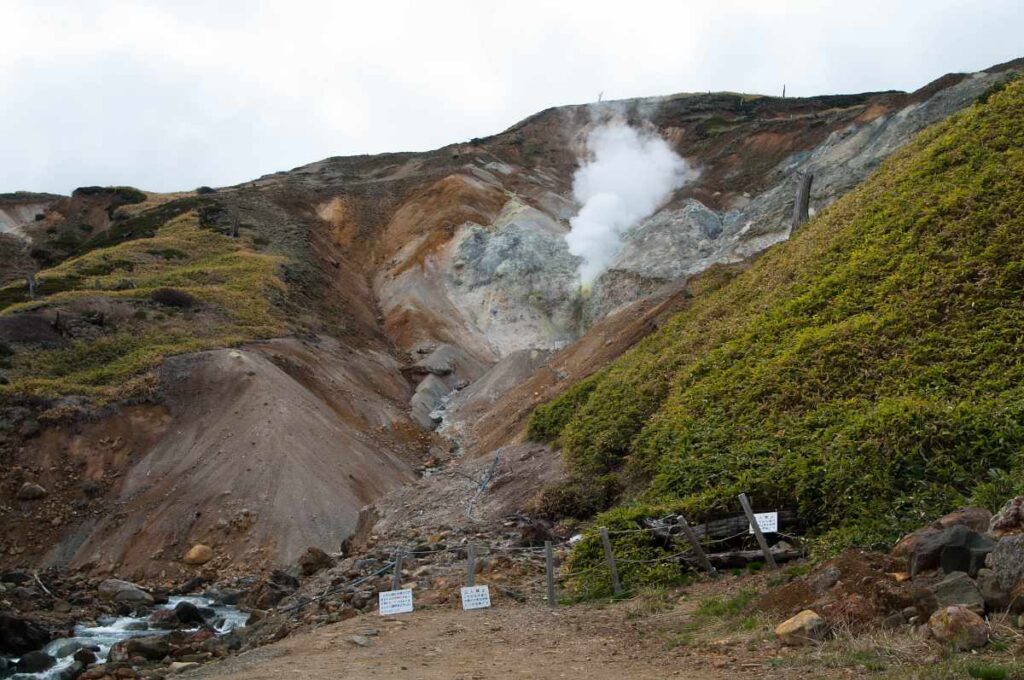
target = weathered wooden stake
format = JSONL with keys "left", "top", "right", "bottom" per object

{"left": 738, "top": 493, "right": 778, "bottom": 570}
{"left": 466, "top": 543, "right": 476, "bottom": 587}
{"left": 599, "top": 527, "right": 623, "bottom": 596}
{"left": 391, "top": 549, "right": 404, "bottom": 590}
{"left": 545, "top": 541, "right": 556, "bottom": 608}
{"left": 679, "top": 516, "right": 716, "bottom": 575}
{"left": 792, "top": 173, "right": 813, "bottom": 229}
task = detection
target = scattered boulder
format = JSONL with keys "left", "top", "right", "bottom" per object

{"left": 928, "top": 605, "right": 988, "bottom": 650}
{"left": 183, "top": 544, "right": 214, "bottom": 565}
{"left": 808, "top": 566, "right": 841, "bottom": 596}
{"left": 270, "top": 569, "right": 300, "bottom": 589}
{"left": 298, "top": 546, "right": 334, "bottom": 576}
{"left": 774, "top": 610, "right": 826, "bottom": 645}
{"left": 148, "top": 608, "right": 182, "bottom": 630}
{"left": 73, "top": 648, "right": 98, "bottom": 665}
{"left": 0, "top": 613, "right": 53, "bottom": 654}
{"left": 124, "top": 635, "right": 170, "bottom": 661}
{"left": 938, "top": 525, "right": 994, "bottom": 577}
{"left": 16, "top": 482, "right": 47, "bottom": 500}
{"left": 930, "top": 571, "right": 984, "bottom": 615}
{"left": 893, "top": 507, "right": 992, "bottom": 574}
{"left": 976, "top": 568, "right": 1012, "bottom": 612}
{"left": 98, "top": 578, "right": 154, "bottom": 606}
{"left": 174, "top": 601, "right": 208, "bottom": 628}
{"left": 989, "top": 534, "right": 1024, "bottom": 592}
{"left": 990, "top": 496, "right": 1024, "bottom": 537}
{"left": 911, "top": 586, "right": 939, "bottom": 621}
{"left": 15, "top": 650, "right": 56, "bottom": 673}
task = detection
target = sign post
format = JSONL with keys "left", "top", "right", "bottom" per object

{"left": 738, "top": 493, "right": 778, "bottom": 569}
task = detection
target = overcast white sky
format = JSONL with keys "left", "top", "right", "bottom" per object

{"left": 2, "top": 0, "right": 1022, "bottom": 195}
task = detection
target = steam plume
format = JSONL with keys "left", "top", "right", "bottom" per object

{"left": 565, "top": 122, "right": 692, "bottom": 285}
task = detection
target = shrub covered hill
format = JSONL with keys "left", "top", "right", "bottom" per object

{"left": 530, "top": 77, "right": 1024, "bottom": 590}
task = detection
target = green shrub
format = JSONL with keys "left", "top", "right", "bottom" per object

{"left": 536, "top": 473, "right": 621, "bottom": 520}
{"left": 534, "top": 77, "right": 1024, "bottom": 592}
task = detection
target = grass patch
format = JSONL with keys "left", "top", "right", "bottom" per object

{"left": 663, "top": 587, "right": 767, "bottom": 649}
{"left": 0, "top": 211, "right": 287, "bottom": 401}
{"left": 533, "top": 77, "right": 1024, "bottom": 592}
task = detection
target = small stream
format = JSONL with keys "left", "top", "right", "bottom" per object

{"left": 2, "top": 596, "right": 248, "bottom": 679}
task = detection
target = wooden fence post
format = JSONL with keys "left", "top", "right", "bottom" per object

{"left": 599, "top": 527, "right": 623, "bottom": 596}
{"left": 792, "top": 173, "right": 813, "bottom": 229}
{"left": 391, "top": 549, "right": 404, "bottom": 590}
{"left": 466, "top": 543, "right": 476, "bottom": 587}
{"left": 545, "top": 541, "right": 556, "bottom": 608}
{"left": 679, "top": 516, "right": 716, "bottom": 575}
{"left": 738, "top": 493, "right": 778, "bottom": 570}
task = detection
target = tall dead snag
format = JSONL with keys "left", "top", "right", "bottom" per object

{"left": 792, "top": 172, "right": 813, "bottom": 229}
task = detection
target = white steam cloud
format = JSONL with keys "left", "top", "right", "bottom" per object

{"left": 565, "top": 122, "right": 692, "bottom": 285}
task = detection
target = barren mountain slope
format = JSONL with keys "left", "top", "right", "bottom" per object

{"left": 0, "top": 60, "right": 1018, "bottom": 577}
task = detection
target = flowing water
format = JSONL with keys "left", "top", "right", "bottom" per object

{"left": 2, "top": 596, "right": 248, "bottom": 679}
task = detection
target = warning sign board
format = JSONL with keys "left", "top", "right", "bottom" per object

{"left": 748, "top": 512, "right": 778, "bottom": 535}
{"left": 460, "top": 585, "right": 491, "bottom": 610}
{"left": 378, "top": 589, "right": 414, "bottom": 615}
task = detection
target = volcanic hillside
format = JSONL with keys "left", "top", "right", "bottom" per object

{"left": 0, "top": 60, "right": 1019, "bottom": 580}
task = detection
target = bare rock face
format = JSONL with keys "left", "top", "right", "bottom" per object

{"left": 16, "top": 482, "right": 47, "bottom": 500}
{"left": 183, "top": 544, "right": 214, "bottom": 565}
{"left": 775, "top": 610, "right": 826, "bottom": 645}
{"left": 928, "top": 605, "right": 988, "bottom": 650}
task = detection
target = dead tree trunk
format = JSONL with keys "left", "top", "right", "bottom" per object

{"left": 792, "top": 173, "right": 813, "bottom": 229}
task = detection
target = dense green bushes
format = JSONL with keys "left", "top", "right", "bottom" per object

{"left": 534, "top": 77, "right": 1024, "bottom": 592}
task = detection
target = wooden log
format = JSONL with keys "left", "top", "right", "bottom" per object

{"left": 647, "top": 510, "right": 796, "bottom": 542}
{"left": 706, "top": 548, "right": 802, "bottom": 568}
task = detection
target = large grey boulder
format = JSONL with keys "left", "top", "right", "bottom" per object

{"left": 989, "top": 534, "right": 1024, "bottom": 592}
{"left": 930, "top": 571, "right": 984, "bottom": 615}
{"left": 893, "top": 508, "right": 992, "bottom": 574}
{"left": 97, "top": 578, "right": 154, "bottom": 606}
{"left": 938, "top": 525, "right": 994, "bottom": 577}
{"left": 976, "top": 568, "right": 1012, "bottom": 612}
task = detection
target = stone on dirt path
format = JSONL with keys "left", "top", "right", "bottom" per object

{"left": 774, "top": 610, "right": 826, "bottom": 646}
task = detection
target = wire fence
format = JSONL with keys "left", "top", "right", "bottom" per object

{"left": 281, "top": 494, "right": 802, "bottom": 616}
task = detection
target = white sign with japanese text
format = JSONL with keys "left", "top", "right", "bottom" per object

{"left": 378, "top": 589, "right": 414, "bottom": 615}
{"left": 748, "top": 512, "right": 778, "bottom": 535}
{"left": 460, "top": 585, "right": 491, "bottom": 610}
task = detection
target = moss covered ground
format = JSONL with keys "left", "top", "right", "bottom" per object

{"left": 532, "top": 78, "right": 1024, "bottom": 594}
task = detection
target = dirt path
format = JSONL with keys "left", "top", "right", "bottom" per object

{"left": 186, "top": 603, "right": 730, "bottom": 680}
